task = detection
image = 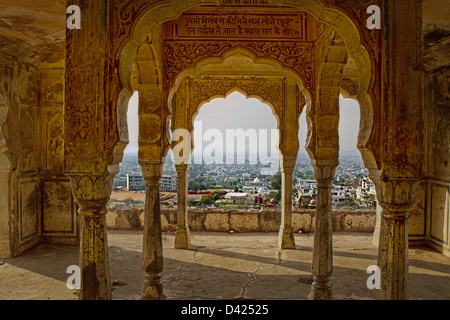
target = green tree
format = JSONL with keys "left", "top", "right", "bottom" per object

{"left": 198, "top": 194, "right": 215, "bottom": 205}
{"left": 211, "top": 190, "right": 227, "bottom": 200}
{"left": 268, "top": 191, "right": 281, "bottom": 203}
{"left": 270, "top": 174, "right": 282, "bottom": 191}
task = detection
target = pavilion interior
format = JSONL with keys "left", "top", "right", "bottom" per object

{"left": 0, "top": 0, "right": 448, "bottom": 300}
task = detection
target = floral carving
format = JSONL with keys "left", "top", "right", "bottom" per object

{"left": 188, "top": 78, "right": 283, "bottom": 117}
{"left": 163, "top": 42, "right": 233, "bottom": 90}
{"left": 113, "top": 0, "right": 151, "bottom": 37}
{"left": 163, "top": 41, "right": 314, "bottom": 92}
{"left": 247, "top": 42, "right": 314, "bottom": 88}
{"left": 341, "top": 79, "right": 359, "bottom": 96}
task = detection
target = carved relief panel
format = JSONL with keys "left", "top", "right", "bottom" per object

{"left": 40, "top": 73, "right": 65, "bottom": 174}
{"left": 162, "top": 11, "right": 317, "bottom": 94}
{"left": 19, "top": 108, "right": 37, "bottom": 173}
{"left": 45, "top": 112, "right": 64, "bottom": 172}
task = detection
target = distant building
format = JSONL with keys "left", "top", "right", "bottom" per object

{"left": 127, "top": 174, "right": 145, "bottom": 191}
{"left": 160, "top": 174, "right": 177, "bottom": 192}
{"left": 244, "top": 177, "right": 267, "bottom": 190}
{"left": 224, "top": 193, "right": 248, "bottom": 204}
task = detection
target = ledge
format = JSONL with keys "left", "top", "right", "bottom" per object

{"left": 106, "top": 207, "right": 376, "bottom": 233}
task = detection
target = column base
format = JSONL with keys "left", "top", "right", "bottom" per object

{"left": 278, "top": 228, "right": 296, "bottom": 249}
{"left": 79, "top": 214, "right": 112, "bottom": 300}
{"left": 309, "top": 277, "right": 332, "bottom": 300}
{"left": 142, "top": 274, "right": 165, "bottom": 300}
{"left": 175, "top": 227, "right": 191, "bottom": 249}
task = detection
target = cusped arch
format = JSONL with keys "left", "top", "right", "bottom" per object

{"left": 190, "top": 84, "right": 282, "bottom": 133}
{"left": 167, "top": 47, "right": 312, "bottom": 137}
{"left": 115, "top": 0, "right": 378, "bottom": 170}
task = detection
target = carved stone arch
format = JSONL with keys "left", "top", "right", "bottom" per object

{"left": 114, "top": 0, "right": 379, "bottom": 177}
{"left": 133, "top": 39, "right": 171, "bottom": 162}
{"left": 306, "top": 36, "right": 348, "bottom": 163}
{"left": 167, "top": 46, "right": 312, "bottom": 107}
{"left": 167, "top": 46, "right": 311, "bottom": 120}
{"left": 188, "top": 77, "right": 284, "bottom": 130}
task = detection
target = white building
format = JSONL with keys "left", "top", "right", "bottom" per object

{"left": 127, "top": 174, "right": 145, "bottom": 191}
{"left": 331, "top": 186, "right": 347, "bottom": 205}
{"left": 160, "top": 174, "right": 177, "bottom": 192}
{"left": 224, "top": 193, "right": 248, "bottom": 204}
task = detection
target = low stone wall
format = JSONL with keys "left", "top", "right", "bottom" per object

{"left": 106, "top": 208, "right": 376, "bottom": 233}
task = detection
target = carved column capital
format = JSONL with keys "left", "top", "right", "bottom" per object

{"left": 312, "top": 160, "right": 338, "bottom": 187}
{"left": 175, "top": 163, "right": 189, "bottom": 173}
{"left": 280, "top": 155, "right": 297, "bottom": 173}
{"left": 371, "top": 176, "right": 421, "bottom": 209}
{"left": 68, "top": 172, "right": 115, "bottom": 215}
{"left": 140, "top": 161, "right": 164, "bottom": 187}
{"left": 371, "top": 175, "right": 421, "bottom": 300}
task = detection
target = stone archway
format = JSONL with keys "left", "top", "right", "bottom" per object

{"left": 65, "top": 0, "right": 384, "bottom": 301}
{"left": 165, "top": 46, "right": 308, "bottom": 252}
{"left": 114, "top": 0, "right": 378, "bottom": 172}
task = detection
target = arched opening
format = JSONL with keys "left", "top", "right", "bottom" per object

{"left": 296, "top": 95, "right": 374, "bottom": 209}
{"left": 187, "top": 91, "right": 280, "bottom": 209}
{"left": 108, "top": 0, "right": 380, "bottom": 301}
{"left": 115, "top": 0, "right": 378, "bottom": 173}
{"left": 335, "top": 95, "right": 375, "bottom": 210}
{"left": 110, "top": 92, "right": 146, "bottom": 210}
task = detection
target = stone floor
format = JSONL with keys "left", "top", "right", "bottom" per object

{"left": 0, "top": 231, "right": 449, "bottom": 300}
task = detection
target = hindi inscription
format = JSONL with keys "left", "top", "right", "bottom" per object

{"left": 173, "top": 13, "right": 306, "bottom": 41}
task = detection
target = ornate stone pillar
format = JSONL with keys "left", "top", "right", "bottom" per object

{"left": 278, "top": 155, "right": 296, "bottom": 249}
{"left": 141, "top": 161, "right": 165, "bottom": 300}
{"left": 309, "top": 161, "right": 337, "bottom": 300}
{"left": 277, "top": 78, "right": 302, "bottom": 250}
{"left": 372, "top": 0, "right": 423, "bottom": 300}
{"left": 175, "top": 164, "right": 190, "bottom": 249}
{"left": 373, "top": 178, "right": 419, "bottom": 300}
{"left": 69, "top": 173, "right": 115, "bottom": 300}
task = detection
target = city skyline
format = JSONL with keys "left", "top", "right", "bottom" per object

{"left": 125, "top": 91, "right": 361, "bottom": 156}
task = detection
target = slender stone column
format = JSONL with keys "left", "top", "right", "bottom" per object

{"left": 375, "top": 203, "right": 411, "bottom": 300}
{"left": 278, "top": 156, "right": 296, "bottom": 249}
{"left": 141, "top": 162, "right": 165, "bottom": 300}
{"left": 372, "top": 178, "right": 418, "bottom": 300}
{"left": 309, "top": 162, "right": 336, "bottom": 300}
{"left": 175, "top": 164, "right": 190, "bottom": 249}
{"left": 69, "top": 173, "right": 114, "bottom": 300}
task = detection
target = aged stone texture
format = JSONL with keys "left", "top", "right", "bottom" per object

{"left": 0, "top": 0, "right": 448, "bottom": 302}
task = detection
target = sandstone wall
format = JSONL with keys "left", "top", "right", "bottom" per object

{"left": 106, "top": 208, "right": 376, "bottom": 233}
{"left": 0, "top": 49, "right": 77, "bottom": 259}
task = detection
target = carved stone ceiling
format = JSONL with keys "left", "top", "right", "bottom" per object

{"left": 422, "top": 0, "right": 450, "bottom": 73}
{"left": 0, "top": 0, "right": 447, "bottom": 72}
{"left": 0, "top": 0, "right": 65, "bottom": 62}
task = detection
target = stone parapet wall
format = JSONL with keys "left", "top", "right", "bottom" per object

{"left": 106, "top": 208, "right": 376, "bottom": 233}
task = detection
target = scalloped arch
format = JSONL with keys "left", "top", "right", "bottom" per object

{"left": 116, "top": 0, "right": 377, "bottom": 170}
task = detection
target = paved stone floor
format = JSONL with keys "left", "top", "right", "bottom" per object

{"left": 0, "top": 231, "right": 449, "bottom": 300}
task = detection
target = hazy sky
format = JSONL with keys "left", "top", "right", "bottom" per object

{"left": 125, "top": 91, "right": 361, "bottom": 155}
